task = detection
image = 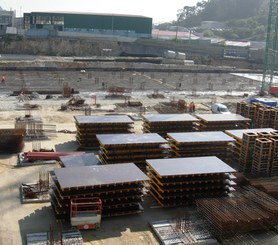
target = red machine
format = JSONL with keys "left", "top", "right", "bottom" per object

{"left": 70, "top": 197, "right": 102, "bottom": 230}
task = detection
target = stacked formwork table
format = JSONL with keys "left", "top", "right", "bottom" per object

{"left": 75, "top": 115, "right": 134, "bottom": 148}
{"left": 97, "top": 133, "right": 169, "bottom": 170}
{"left": 142, "top": 114, "right": 198, "bottom": 138}
{"left": 167, "top": 131, "right": 235, "bottom": 162}
{"left": 146, "top": 156, "right": 236, "bottom": 207}
{"left": 50, "top": 163, "right": 148, "bottom": 220}
{"left": 195, "top": 114, "right": 250, "bottom": 131}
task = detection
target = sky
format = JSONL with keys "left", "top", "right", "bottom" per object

{"left": 1, "top": 0, "right": 201, "bottom": 23}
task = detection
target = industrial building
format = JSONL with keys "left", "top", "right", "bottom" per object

{"left": 23, "top": 11, "right": 152, "bottom": 38}
{"left": 0, "top": 8, "right": 15, "bottom": 35}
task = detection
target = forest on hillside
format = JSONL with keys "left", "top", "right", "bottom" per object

{"left": 158, "top": 0, "right": 269, "bottom": 41}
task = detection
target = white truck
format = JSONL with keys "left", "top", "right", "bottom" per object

{"left": 211, "top": 103, "right": 231, "bottom": 114}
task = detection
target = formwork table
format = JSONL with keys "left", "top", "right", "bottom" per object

{"left": 146, "top": 156, "right": 236, "bottom": 207}
{"left": 168, "top": 131, "right": 235, "bottom": 144}
{"left": 225, "top": 128, "right": 275, "bottom": 142}
{"left": 97, "top": 133, "right": 168, "bottom": 146}
{"left": 142, "top": 114, "right": 198, "bottom": 124}
{"left": 142, "top": 113, "right": 198, "bottom": 137}
{"left": 74, "top": 115, "right": 133, "bottom": 124}
{"left": 195, "top": 114, "right": 251, "bottom": 123}
{"left": 74, "top": 115, "right": 134, "bottom": 148}
{"left": 54, "top": 163, "right": 148, "bottom": 189}
{"left": 97, "top": 133, "right": 169, "bottom": 168}
{"left": 50, "top": 163, "right": 149, "bottom": 219}
{"left": 168, "top": 131, "right": 235, "bottom": 160}
{"left": 59, "top": 153, "right": 100, "bottom": 168}
{"left": 195, "top": 114, "right": 251, "bottom": 131}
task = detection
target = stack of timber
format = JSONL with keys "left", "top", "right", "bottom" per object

{"left": 0, "top": 128, "right": 25, "bottom": 153}
{"left": 225, "top": 128, "right": 275, "bottom": 168}
{"left": 75, "top": 115, "right": 134, "bottom": 148}
{"left": 167, "top": 131, "right": 235, "bottom": 162}
{"left": 146, "top": 156, "right": 236, "bottom": 207}
{"left": 97, "top": 133, "right": 169, "bottom": 170}
{"left": 142, "top": 114, "right": 198, "bottom": 138}
{"left": 50, "top": 163, "right": 148, "bottom": 220}
{"left": 195, "top": 114, "right": 250, "bottom": 131}
{"left": 59, "top": 153, "right": 100, "bottom": 168}
{"left": 196, "top": 187, "right": 278, "bottom": 236}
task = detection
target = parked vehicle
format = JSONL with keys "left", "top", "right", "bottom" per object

{"left": 211, "top": 103, "right": 231, "bottom": 114}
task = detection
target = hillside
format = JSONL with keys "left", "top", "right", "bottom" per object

{"left": 175, "top": 0, "right": 268, "bottom": 41}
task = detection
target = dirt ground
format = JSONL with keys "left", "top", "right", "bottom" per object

{"left": 1, "top": 62, "right": 278, "bottom": 245}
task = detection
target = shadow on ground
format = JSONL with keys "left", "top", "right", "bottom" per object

{"left": 55, "top": 140, "right": 80, "bottom": 152}
{"left": 82, "top": 196, "right": 192, "bottom": 243}
{"left": 18, "top": 206, "right": 60, "bottom": 245}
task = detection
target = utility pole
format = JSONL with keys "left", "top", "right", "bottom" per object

{"left": 261, "top": 0, "right": 278, "bottom": 95}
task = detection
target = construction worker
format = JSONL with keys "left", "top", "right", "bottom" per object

{"left": 1, "top": 75, "right": 5, "bottom": 84}
{"left": 18, "top": 92, "right": 25, "bottom": 102}
{"left": 189, "top": 102, "right": 196, "bottom": 113}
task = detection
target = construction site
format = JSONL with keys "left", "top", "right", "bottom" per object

{"left": 1, "top": 54, "right": 278, "bottom": 245}
{"left": 2, "top": 2, "right": 278, "bottom": 243}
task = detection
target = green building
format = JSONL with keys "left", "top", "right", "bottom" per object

{"left": 23, "top": 12, "right": 152, "bottom": 38}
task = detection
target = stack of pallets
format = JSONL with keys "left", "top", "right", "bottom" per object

{"left": 236, "top": 101, "right": 247, "bottom": 116}
{"left": 236, "top": 102, "right": 278, "bottom": 129}
{"left": 225, "top": 128, "right": 275, "bottom": 167}
{"left": 74, "top": 115, "right": 134, "bottom": 148}
{"left": 50, "top": 163, "right": 148, "bottom": 220}
{"left": 252, "top": 138, "right": 273, "bottom": 177}
{"left": 146, "top": 156, "right": 236, "bottom": 207}
{"left": 142, "top": 114, "right": 198, "bottom": 138}
{"left": 270, "top": 135, "right": 278, "bottom": 176}
{"left": 239, "top": 132, "right": 257, "bottom": 173}
{"left": 244, "top": 104, "right": 257, "bottom": 126}
{"left": 97, "top": 133, "right": 169, "bottom": 170}
{"left": 270, "top": 109, "right": 278, "bottom": 129}
{"left": 167, "top": 131, "right": 235, "bottom": 162}
{"left": 195, "top": 114, "right": 250, "bottom": 131}
{"left": 255, "top": 108, "right": 271, "bottom": 128}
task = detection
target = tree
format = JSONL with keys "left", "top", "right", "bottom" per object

{"left": 175, "top": 0, "right": 268, "bottom": 40}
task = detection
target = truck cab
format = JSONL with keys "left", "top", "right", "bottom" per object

{"left": 211, "top": 103, "right": 231, "bottom": 114}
